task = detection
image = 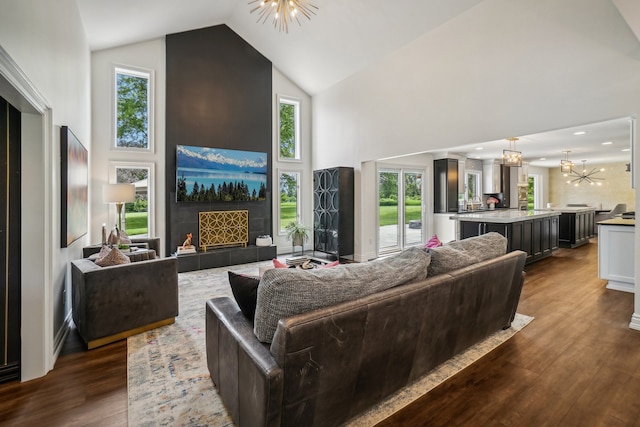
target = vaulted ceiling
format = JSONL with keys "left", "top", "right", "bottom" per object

{"left": 75, "top": 0, "right": 640, "bottom": 166}
{"left": 75, "top": 0, "right": 484, "bottom": 95}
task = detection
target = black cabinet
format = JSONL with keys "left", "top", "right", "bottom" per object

{"left": 434, "top": 158, "right": 458, "bottom": 213}
{"left": 313, "top": 167, "right": 354, "bottom": 260}
{"left": 459, "top": 214, "right": 559, "bottom": 265}
{"left": 558, "top": 210, "right": 595, "bottom": 248}
{"left": 500, "top": 165, "right": 511, "bottom": 208}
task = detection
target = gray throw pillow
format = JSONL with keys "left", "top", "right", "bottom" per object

{"left": 427, "top": 232, "right": 507, "bottom": 276}
{"left": 253, "top": 246, "right": 431, "bottom": 343}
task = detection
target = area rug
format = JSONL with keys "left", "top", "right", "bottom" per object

{"left": 127, "top": 261, "right": 533, "bottom": 426}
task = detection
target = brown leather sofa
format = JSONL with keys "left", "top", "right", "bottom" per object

{"left": 206, "top": 250, "right": 526, "bottom": 427}
{"left": 71, "top": 255, "right": 178, "bottom": 349}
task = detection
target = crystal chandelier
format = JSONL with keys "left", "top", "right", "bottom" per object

{"left": 249, "top": 0, "right": 318, "bottom": 33}
{"left": 560, "top": 150, "right": 574, "bottom": 173}
{"left": 502, "top": 137, "right": 522, "bottom": 167}
{"left": 565, "top": 160, "right": 605, "bottom": 186}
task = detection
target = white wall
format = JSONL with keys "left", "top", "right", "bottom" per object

{"left": 90, "top": 39, "right": 166, "bottom": 253}
{"left": 312, "top": 0, "right": 640, "bottom": 261}
{"left": 271, "top": 67, "right": 312, "bottom": 254}
{"left": 549, "top": 161, "right": 635, "bottom": 210}
{"left": 527, "top": 165, "right": 550, "bottom": 209}
{"left": 0, "top": 0, "right": 91, "bottom": 380}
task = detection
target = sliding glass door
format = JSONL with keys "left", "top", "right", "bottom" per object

{"left": 378, "top": 168, "right": 424, "bottom": 254}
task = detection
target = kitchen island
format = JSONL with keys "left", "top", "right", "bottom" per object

{"left": 450, "top": 209, "right": 561, "bottom": 264}
{"left": 598, "top": 217, "right": 635, "bottom": 293}
{"left": 549, "top": 206, "right": 596, "bottom": 248}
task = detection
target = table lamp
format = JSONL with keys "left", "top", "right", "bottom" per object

{"left": 103, "top": 183, "right": 136, "bottom": 233}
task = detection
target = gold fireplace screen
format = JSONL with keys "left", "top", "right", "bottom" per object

{"left": 198, "top": 210, "right": 248, "bottom": 251}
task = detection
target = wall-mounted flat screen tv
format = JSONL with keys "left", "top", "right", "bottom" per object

{"left": 176, "top": 145, "right": 268, "bottom": 202}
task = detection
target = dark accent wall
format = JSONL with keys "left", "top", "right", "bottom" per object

{"left": 165, "top": 25, "right": 272, "bottom": 255}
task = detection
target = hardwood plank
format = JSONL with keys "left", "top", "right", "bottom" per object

{"left": 377, "top": 240, "right": 640, "bottom": 427}
{"left": 1, "top": 239, "right": 639, "bottom": 426}
{"left": 0, "top": 327, "right": 127, "bottom": 426}
{"left": 378, "top": 239, "right": 640, "bottom": 426}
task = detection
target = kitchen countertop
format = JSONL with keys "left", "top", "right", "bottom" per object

{"left": 546, "top": 207, "right": 596, "bottom": 213}
{"left": 597, "top": 218, "right": 635, "bottom": 227}
{"left": 450, "top": 209, "right": 561, "bottom": 223}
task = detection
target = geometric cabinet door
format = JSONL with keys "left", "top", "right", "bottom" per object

{"left": 313, "top": 167, "right": 354, "bottom": 260}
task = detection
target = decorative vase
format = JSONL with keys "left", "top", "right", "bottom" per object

{"left": 256, "top": 235, "right": 272, "bottom": 247}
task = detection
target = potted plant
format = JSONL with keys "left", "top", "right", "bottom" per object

{"left": 285, "top": 221, "right": 309, "bottom": 247}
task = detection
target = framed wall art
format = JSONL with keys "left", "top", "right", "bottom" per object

{"left": 60, "top": 125, "right": 88, "bottom": 247}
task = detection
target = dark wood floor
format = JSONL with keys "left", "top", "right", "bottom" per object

{"left": 0, "top": 327, "right": 127, "bottom": 426}
{"left": 0, "top": 240, "right": 638, "bottom": 426}
{"left": 378, "top": 240, "right": 640, "bottom": 427}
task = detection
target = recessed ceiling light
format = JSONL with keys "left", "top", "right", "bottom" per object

{"left": 622, "top": 148, "right": 630, "bottom": 152}
{"left": 573, "top": 131, "right": 587, "bottom": 135}
{"left": 539, "top": 157, "right": 546, "bottom": 161}
{"left": 602, "top": 141, "right": 613, "bottom": 145}
{"left": 475, "top": 147, "right": 483, "bottom": 150}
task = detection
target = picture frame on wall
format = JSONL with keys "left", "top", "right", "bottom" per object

{"left": 60, "top": 125, "right": 88, "bottom": 247}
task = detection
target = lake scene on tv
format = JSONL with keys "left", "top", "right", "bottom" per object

{"left": 176, "top": 145, "right": 267, "bottom": 202}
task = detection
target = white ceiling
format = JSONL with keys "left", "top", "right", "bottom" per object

{"left": 435, "top": 116, "right": 633, "bottom": 168}
{"left": 75, "top": 0, "right": 484, "bottom": 95}
{"left": 75, "top": 0, "right": 637, "bottom": 167}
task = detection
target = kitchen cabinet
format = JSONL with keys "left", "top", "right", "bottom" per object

{"left": 434, "top": 158, "right": 458, "bottom": 213}
{"left": 482, "top": 161, "right": 511, "bottom": 207}
{"left": 556, "top": 208, "right": 595, "bottom": 248}
{"left": 598, "top": 218, "right": 635, "bottom": 293}
{"left": 455, "top": 210, "right": 560, "bottom": 265}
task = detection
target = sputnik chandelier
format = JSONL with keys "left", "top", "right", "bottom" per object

{"left": 565, "top": 160, "right": 605, "bottom": 186}
{"left": 502, "top": 137, "right": 522, "bottom": 167}
{"left": 249, "top": 0, "right": 318, "bottom": 33}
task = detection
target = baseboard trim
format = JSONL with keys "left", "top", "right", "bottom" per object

{"left": 0, "top": 362, "right": 20, "bottom": 384}
{"left": 53, "top": 311, "right": 73, "bottom": 360}
{"left": 629, "top": 313, "right": 640, "bottom": 332}
{"left": 86, "top": 317, "right": 175, "bottom": 349}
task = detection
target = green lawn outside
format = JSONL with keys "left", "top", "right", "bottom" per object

{"left": 124, "top": 212, "right": 148, "bottom": 236}
{"left": 379, "top": 204, "right": 422, "bottom": 226}
{"left": 279, "top": 201, "right": 423, "bottom": 230}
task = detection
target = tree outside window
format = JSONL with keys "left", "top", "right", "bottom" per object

{"left": 116, "top": 167, "right": 149, "bottom": 236}
{"left": 465, "top": 171, "right": 482, "bottom": 201}
{"left": 279, "top": 171, "right": 300, "bottom": 233}
{"left": 115, "top": 67, "right": 152, "bottom": 149}
{"left": 278, "top": 97, "right": 300, "bottom": 160}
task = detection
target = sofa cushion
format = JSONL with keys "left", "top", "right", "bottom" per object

{"left": 253, "top": 246, "right": 431, "bottom": 343}
{"left": 95, "top": 245, "right": 111, "bottom": 262}
{"left": 427, "top": 232, "right": 507, "bottom": 276}
{"left": 95, "top": 247, "right": 131, "bottom": 267}
{"left": 320, "top": 260, "right": 340, "bottom": 268}
{"left": 424, "top": 234, "right": 443, "bottom": 248}
{"left": 227, "top": 271, "right": 260, "bottom": 321}
{"left": 273, "top": 259, "right": 289, "bottom": 268}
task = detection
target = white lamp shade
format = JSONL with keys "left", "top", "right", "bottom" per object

{"left": 103, "top": 183, "right": 135, "bottom": 204}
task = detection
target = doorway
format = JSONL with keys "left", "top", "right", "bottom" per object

{"left": 378, "top": 168, "right": 424, "bottom": 254}
{"left": 0, "top": 96, "right": 21, "bottom": 383}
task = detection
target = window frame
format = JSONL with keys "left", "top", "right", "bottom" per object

{"left": 464, "top": 170, "right": 482, "bottom": 202}
{"left": 277, "top": 168, "right": 302, "bottom": 235}
{"left": 277, "top": 95, "right": 301, "bottom": 162}
{"left": 108, "top": 161, "right": 155, "bottom": 237}
{"left": 112, "top": 64, "right": 155, "bottom": 153}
